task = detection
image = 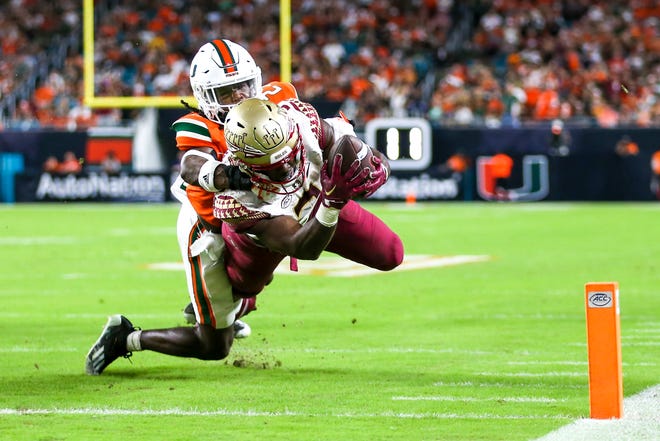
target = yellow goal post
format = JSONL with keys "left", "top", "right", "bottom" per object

{"left": 82, "top": 0, "right": 291, "bottom": 109}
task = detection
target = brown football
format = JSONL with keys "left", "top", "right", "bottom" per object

{"left": 326, "top": 135, "right": 375, "bottom": 179}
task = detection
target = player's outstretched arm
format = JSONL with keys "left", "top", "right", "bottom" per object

{"left": 244, "top": 155, "right": 368, "bottom": 260}
{"left": 180, "top": 147, "right": 251, "bottom": 191}
{"left": 246, "top": 214, "right": 335, "bottom": 260}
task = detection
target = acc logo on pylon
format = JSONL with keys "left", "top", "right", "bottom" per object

{"left": 476, "top": 154, "right": 549, "bottom": 201}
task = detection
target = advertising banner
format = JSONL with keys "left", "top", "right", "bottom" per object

{"left": 14, "top": 172, "right": 170, "bottom": 203}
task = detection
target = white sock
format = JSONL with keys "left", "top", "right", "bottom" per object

{"left": 126, "top": 330, "right": 142, "bottom": 352}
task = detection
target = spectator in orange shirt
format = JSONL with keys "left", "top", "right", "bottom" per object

{"left": 491, "top": 153, "right": 514, "bottom": 201}
{"left": 42, "top": 156, "right": 60, "bottom": 174}
{"left": 57, "top": 151, "right": 82, "bottom": 175}
{"left": 615, "top": 136, "right": 639, "bottom": 157}
{"left": 534, "top": 88, "right": 560, "bottom": 120}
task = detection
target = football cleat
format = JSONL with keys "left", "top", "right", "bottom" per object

{"left": 183, "top": 302, "right": 196, "bottom": 325}
{"left": 233, "top": 319, "right": 252, "bottom": 339}
{"left": 85, "top": 314, "right": 137, "bottom": 375}
{"left": 183, "top": 302, "right": 251, "bottom": 338}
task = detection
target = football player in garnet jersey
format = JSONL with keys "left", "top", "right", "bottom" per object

{"left": 213, "top": 97, "right": 402, "bottom": 299}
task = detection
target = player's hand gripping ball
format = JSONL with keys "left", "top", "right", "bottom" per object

{"left": 326, "top": 135, "right": 388, "bottom": 198}
{"left": 326, "top": 135, "right": 375, "bottom": 180}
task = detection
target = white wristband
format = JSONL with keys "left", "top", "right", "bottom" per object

{"left": 198, "top": 159, "right": 222, "bottom": 192}
{"left": 315, "top": 204, "right": 340, "bottom": 227}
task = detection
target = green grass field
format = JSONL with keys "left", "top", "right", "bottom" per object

{"left": 1, "top": 202, "right": 658, "bottom": 441}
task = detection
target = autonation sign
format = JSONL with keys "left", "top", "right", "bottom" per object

{"left": 35, "top": 173, "right": 167, "bottom": 202}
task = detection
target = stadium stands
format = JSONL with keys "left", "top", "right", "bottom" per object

{"left": 0, "top": 0, "right": 658, "bottom": 130}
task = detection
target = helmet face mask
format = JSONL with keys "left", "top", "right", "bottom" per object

{"left": 189, "top": 39, "right": 262, "bottom": 124}
{"left": 225, "top": 98, "right": 305, "bottom": 194}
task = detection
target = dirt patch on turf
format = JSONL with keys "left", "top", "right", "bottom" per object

{"left": 226, "top": 349, "right": 282, "bottom": 370}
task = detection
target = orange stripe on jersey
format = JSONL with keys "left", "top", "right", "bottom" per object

{"left": 211, "top": 39, "right": 237, "bottom": 74}
{"left": 188, "top": 221, "right": 216, "bottom": 327}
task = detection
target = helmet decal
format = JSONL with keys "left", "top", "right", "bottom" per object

{"left": 189, "top": 39, "right": 262, "bottom": 124}
{"left": 210, "top": 39, "right": 238, "bottom": 75}
{"left": 224, "top": 98, "right": 305, "bottom": 194}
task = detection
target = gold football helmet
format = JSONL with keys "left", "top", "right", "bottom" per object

{"left": 224, "top": 98, "right": 305, "bottom": 194}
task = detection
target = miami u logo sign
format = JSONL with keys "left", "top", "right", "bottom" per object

{"left": 476, "top": 154, "right": 549, "bottom": 201}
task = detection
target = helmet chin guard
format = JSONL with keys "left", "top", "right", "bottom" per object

{"left": 189, "top": 39, "right": 262, "bottom": 124}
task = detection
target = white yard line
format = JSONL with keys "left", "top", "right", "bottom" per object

{"left": 507, "top": 361, "right": 656, "bottom": 367}
{"left": 433, "top": 381, "right": 586, "bottom": 389}
{"left": 393, "top": 396, "right": 565, "bottom": 403}
{"left": 0, "top": 407, "right": 573, "bottom": 420}
{"left": 479, "top": 372, "right": 587, "bottom": 377}
{"left": 0, "top": 237, "right": 78, "bottom": 245}
{"left": 0, "top": 346, "right": 79, "bottom": 353}
{"left": 533, "top": 384, "right": 660, "bottom": 441}
{"left": 146, "top": 254, "right": 491, "bottom": 277}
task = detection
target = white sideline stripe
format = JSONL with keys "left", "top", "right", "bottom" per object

{"left": 433, "top": 381, "right": 586, "bottom": 390}
{"left": 0, "top": 407, "right": 573, "bottom": 420}
{"left": 625, "top": 328, "right": 660, "bottom": 334}
{"left": 314, "top": 255, "right": 491, "bottom": 277}
{"left": 393, "top": 396, "right": 565, "bottom": 403}
{"left": 0, "top": 346, "right": 78, "bottom": 353}
{"left": 508, "top": 361, "right": 589, "bottom": 366}
{"left": 146, "top": 254, "right": 491, "bottom": 277}
{"left": 480, "top": 372, "right": 586, "bottom": 378}
{"left": 534, "top": 384, "right": 660, "bottom": 441}
{"left": 0, "top": 237, "right": 77, "bottom": 245}
{"left": 507, "top": 361, "right": 657, "bottom": 367}
{"left": 620, "top": 342, "right": 660, "bottom": 346}
{"left": 289, "top": 347, "right": 497, "bottom": 355}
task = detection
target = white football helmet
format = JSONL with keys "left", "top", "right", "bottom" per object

{"left": 189, "top": 39, "right": 262, "bottom": 124}
{"left": 224, "top": 98, "right": 305, "bottom": 194}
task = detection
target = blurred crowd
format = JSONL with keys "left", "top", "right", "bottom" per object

{"left": 1, "top": 0, "right": 659, "bottom": 131}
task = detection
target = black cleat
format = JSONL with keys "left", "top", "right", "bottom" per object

{"left": 85, "top": 314, "right": 137, "bottom": 375}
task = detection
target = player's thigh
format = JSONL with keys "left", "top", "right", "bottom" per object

{"left": 327, "top": 201, "right": 403, "bottom": 270}
{"left": 222, "top": 223, "right": 285, "bottom": 295}
{"left": 193, "top": 255, "right": 242, "bottom": 329}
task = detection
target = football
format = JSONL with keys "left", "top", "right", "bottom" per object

{"left": 326, "top": 135, "right": 375, "bottom": 179}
